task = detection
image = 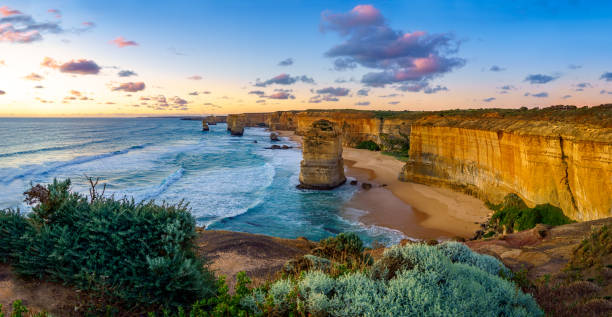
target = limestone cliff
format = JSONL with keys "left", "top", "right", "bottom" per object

{"left": 202, "top": 121, "right": 209, "bottom": 131}
{"left": 400, "top": 115, "right": 612, "bottom": 221}
{"left": 298, "top": 119, "right": 346, "bottom": 189}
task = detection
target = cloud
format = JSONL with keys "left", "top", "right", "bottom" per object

{"left": 389, "top": 101, "right": 400, "bottom": 105}
{"left": 24, "top": 72, "right": 43, "bottom": 81}
{"left": 254, "top": 73, "right": 315, "bottom": 87}
{"left": 278, "top": 58, "right": 294, "bottom": 66}
{"left": 568, "top": 64, "right": 582, "bottom": 70}
{"left": 47, "top": 9, "right": 61, "bottom": 19}
{"left": 561, "top": 95, "right": 572, "bottom": 99}
{"left": 0, "top": 10, "right": 63, "bottom": 43}
{"left": 111, "top": 36, "right": 138, "bottom": 48}
{"left": 34, "top": 85, "right": 43, "bottom": 89}
{"left": 524, "top": 74, "right": 558, "bottom": 84}
{"left": 357, "top": 88, "right": 369, "bottom": 96}
{"left": 0, "top": 60, "right": 4, "bottom": 66}
{"left": 423, "top": 85, "right": 448, "bottom": 94}
{"left": 0, "top": 6, "right": 22, "bottom": 17}
{"left": 600, "top": 72, "right": 612, "bottom": 81}
{"left": 575, "top": 82, "right": 591, "bottom": 88}
{"left": 315, "top": 86, "right": 350, "bottom": 96}
{"left": 256, "top": 99, "right": 266, "bottom": 103}
{"left": 483, "top": 97, "right": 496, "bottom": 102}
{"left": 267, "top": 91, "right": 295, "bottom": 99}
{"left": 334, "top": 77, "right": 355, "bottom": 83}
{"left": 380, "top": 93, "right": 399, "bottom": 98}
{"left": 201, "top": 91, "right": 211, "bottom": 94}
{"left": 397, "top": 82, "right": 428, "bottom": 92}
{"left": 525, "top": 92, "right": 548, "bottom": 98}
{"left": 600, "top": 90, "right": 612, "bottom": 95}
{"left": 187, "top": 75, "right": 202, "bottom": 80}
{"left": 70, "top": 90, "right": 81, "bottom": 96}
{"left": 188, "top": 91, "right": 199, "bottom": 96}
{"left": 333, "top": 58, "right": 357, "bottom": 71}
{"left": 41, "top": 57, "right": 101, "bottom": 75}
{"left": 499, "top": 85, "right": 515, "bottom": 91}
{"left": 0, "top": 90, "right": 5, "bottom": 95}
{"left": 355, "top": 101, "right": 370, "bottom": 106}
{"left": 112, "top": 82, "right": 145, "bottom": 92}
{"left": 321, "top": 5, "right": 464, "bottom": 87}
{"left": 489, "top": 65, "right": 505, "bottom": 72}
{"left": 248, "top": 90, "right": 265, "bottom": 96}
{"left": 118, "top": 70, "right": 137, "bottom": 77}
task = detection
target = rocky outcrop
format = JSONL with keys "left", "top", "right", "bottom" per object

{"left": 270, "top": 132, "right": 279, "bottom": 141}
{"left": 202, "top": 121, "right": 209, "bottom": 131}
{"left": 228, "top": 114, "right": 247, "bottom": 136}
{"left": 205, "top": 115, "right": 226, "bottom": 125}
{"left": 298, "top": 120, "right": 346, "bottom": 189}
{"left": 400, "top": 116, "right": 612, "bottom": 221}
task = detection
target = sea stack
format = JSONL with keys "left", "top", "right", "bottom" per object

{"left": 202, "top": 121, "right": 210, "bottom": 131}
{"left": 206, "top": 115, "right": 217, "bottom": 125}
{"left": 298, "top": 119, "right": 346, "bottom": 189}
{"left": 270, "top": 132, "right": 279, "bottom": 141}
{"left": 229, "top": 114, "right": 246, "bottom": 136}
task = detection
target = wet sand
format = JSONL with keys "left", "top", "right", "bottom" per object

{"left": 276, "top": 130, "right": 490, "bottom": 240}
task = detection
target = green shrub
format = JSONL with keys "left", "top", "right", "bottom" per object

{"left": 0, "top": 209, "right": 30, "bottom": 263}
{"left": 489, "top": 194, "right": 574, "bottom": 233}
{"left": 355, "top": 140, "right": 380, "bottom": 151}
{"left": 567, "top": 225, "right": 611, "bottom": 270}
{"left": 241, "top": 243, "right": 543, "bottom": 316}
{"left": 5, "top": 179, "right": 215, "bottom": 309}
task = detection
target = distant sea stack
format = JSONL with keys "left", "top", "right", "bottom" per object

{"left": 202, "top": 121, "right": 209, "bottom": 131}
{"left": 228, "top": 114, "right": 247, "bottom": 136}
{"left": 298, "top": 119, "right": 346, "bottom": 189}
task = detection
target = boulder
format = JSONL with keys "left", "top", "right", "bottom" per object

{"left": 270, "top": 132, "right": 279, "bottom": 141}
{"left": 298, "top": 119, "right": 346, "bottom": 190}
{"left": 361, "top": 183, "right": 372, "bottom": 190}
{"left": 350, "top": 180, "right": 358, "bottom": 186}
{"left": 281, "top": 145, "right": 290, "bottom": 149}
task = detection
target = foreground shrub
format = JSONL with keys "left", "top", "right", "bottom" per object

{"left": 0, "top": 209, "right": 29, "bottom": 263}
{"left": 355, "top": 140, "right": 380, "bottom": 151}
{"left": 242, "top": 242, "right": 543, "bottom": 316}
{"left": 567, "top": 225, "right": 611, "bottom": 270}
{"left": 489, "top": 193, "right": 574, "bottom": 233}
{"left": 3, "top": 179, "right": 215, "bottom": 309}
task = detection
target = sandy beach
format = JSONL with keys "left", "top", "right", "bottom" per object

{"left": 277, "top": 130, "right": 490, "bottom": 240}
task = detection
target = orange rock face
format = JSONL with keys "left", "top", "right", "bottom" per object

{"left": 298, "top": 120, "right": 346, "bottom": 189}
{"left": 401, "top": 116, "right": 612, "bottom": 221}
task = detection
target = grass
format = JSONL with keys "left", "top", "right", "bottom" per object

{"left": 382, "top": 151, "right": 410, "bottom": 162}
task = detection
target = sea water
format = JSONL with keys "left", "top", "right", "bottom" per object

{"left": 0, "top": 118, "right": 406, "bottom": 245}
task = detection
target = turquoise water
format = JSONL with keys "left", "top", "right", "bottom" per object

{"left": 0, "top": 118, "right": 406, "bottom": 245}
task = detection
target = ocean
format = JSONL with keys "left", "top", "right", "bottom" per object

{"left": 0, "top": 118, "right": 406, "bottom": 245}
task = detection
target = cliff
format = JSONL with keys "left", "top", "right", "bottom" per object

{"left": 228, "top": 114, "right": 247, "bottom": 135}
{"left": 400, "top": 114, "right": 612, "bottom": 221}
{"left": 298, "top": 119, "right": 346, "bottom": 189}
{"left": 224, "top": 105, "right": 611, "bottom": 221}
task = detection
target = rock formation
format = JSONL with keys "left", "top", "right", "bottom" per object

{"left": 298, "top": 120, "right": 346, "bottom": 189}
{"left": 202, "top": 121, "right": 209, "bottom": 131}
{"left": 228, "top": 114, "right": 247, "bottom": 136}
{"left": 270, "top": 132, "right": 279, "bottom": 141}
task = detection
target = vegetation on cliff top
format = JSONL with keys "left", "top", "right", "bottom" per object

{"left": 0, "top": 179, "right": 215, "bottom": 311}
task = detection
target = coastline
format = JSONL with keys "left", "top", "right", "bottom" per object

{"left": 277, "top": 130, "right": 490, "bottom": 240}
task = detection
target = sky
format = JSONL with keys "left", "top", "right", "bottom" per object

{"left": 0, "top": 0, "right": 611, "bottom": 117}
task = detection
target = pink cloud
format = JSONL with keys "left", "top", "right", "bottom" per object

{"left": 48, "top": 9, "right": 61, "bottom": 18}
{"left": 0, "top": 6, "right": 22, "bottom": 17}
{"left": 0, "top": 28, "right": 40, "bottom": 43}
{"left": 321, "top": 4, "right": 383, "bottom": 34}
{"left": 112, "top": 82, "right": 146, "bottom": 92}
{"left": 24, "top": 73, "right": 44, "bottom": 81}
{"left": 110, "top": 36, "right": 138, "bottom": 48}
{"left": 187, "top": 75, "right": 202, "bottom": 80}
{"left": 41, "top": 57, "right": 101, "bottom": 75}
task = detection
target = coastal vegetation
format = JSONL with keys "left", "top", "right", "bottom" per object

{"left": 355, "top": 140, "right": 380, "bottom": 151}
{"left": 486, "top": 194, "right": 574, "bottom": 235}
{"left": 0, "top": 179, "right": 215, "bottom": 312}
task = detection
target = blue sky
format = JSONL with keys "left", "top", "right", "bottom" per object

{"left": 0, "top": 0, "right": 611, "bottom": 116}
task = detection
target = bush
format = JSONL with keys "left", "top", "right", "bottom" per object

{"left": 489, "top": 194, "right": 574, "bottom": 233}
{"left": 3, "top": 179, "right": 215, "bottom": 309}
{"left": 243, "top": 243, "right": 543, "bottom": 316}
{"left": 567, "top": 225, "right": 611, "bottom": 270}
{"left": 0, "top": 209, "right": 29, "bottom": 263}
{"left": 355, "top": 140, "right": 380, "bottom": 151}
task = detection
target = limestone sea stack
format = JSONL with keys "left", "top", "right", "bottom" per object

{"left": 298, "top": 119, "right": 346, "bottom": 189}
{"left": 229, "top": 114, "right": 246, "bottom": 136}
{"left": 202, "top": 121, "right": 210, "bottom": 131}
{"left": 270, "top": 132, "right": 279, "bottom": 141}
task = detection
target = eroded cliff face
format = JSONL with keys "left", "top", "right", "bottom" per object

{"left": 401, "top": 116, "right": 612, "bottom": 221}
{"left": 298, "top": 119, "right": 346, "bottom": 189}
{"left": 227, "top": 114, "right": 247, "bottom": 135}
